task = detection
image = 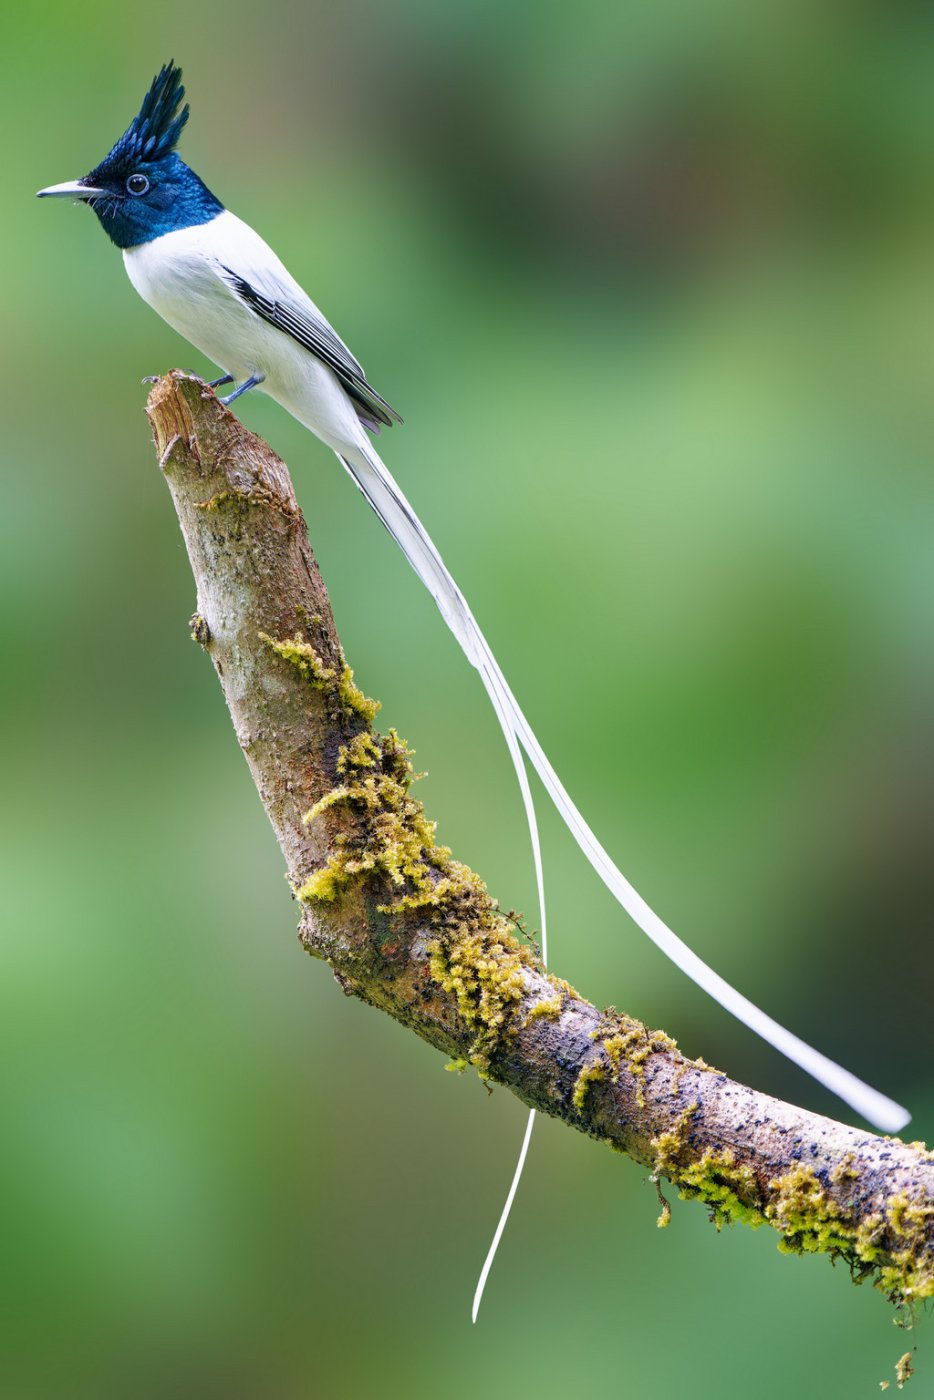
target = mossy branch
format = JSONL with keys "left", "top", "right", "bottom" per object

{"left": 148, "top": 370, "right": 933, "bottom": 1312}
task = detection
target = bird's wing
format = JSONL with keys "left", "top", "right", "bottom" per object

{"left": 218, "top": 264, "right": 402, "bottom": 432}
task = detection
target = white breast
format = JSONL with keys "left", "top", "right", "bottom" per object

{"left": 123, "top": 210, "right": 366, "bottom": 454}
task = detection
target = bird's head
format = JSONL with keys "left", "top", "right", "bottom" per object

{"left": 37, "top": 62, "right": 222, "bottom": 249}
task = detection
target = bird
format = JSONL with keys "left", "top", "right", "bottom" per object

{"left": 39, "top": 61, "right": 910, "bottom": 1316}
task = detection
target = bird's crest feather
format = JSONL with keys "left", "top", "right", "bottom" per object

{"left": 104, "top": 61, "right": 189, "bottom": 170}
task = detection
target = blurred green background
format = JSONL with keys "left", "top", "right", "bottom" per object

{"left": 3, "top": 1, "right": 933, "bottom": 1395}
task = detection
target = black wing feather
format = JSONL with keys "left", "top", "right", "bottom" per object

{"left": 221, "top": 267, "right": 402, "bottom": 431}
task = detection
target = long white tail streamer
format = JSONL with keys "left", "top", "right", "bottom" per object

{"left": 471, "top": 1106, "right": 537, "bottom": 1325}
{"left": 471, "top": 671, "right": 546, "bottom": 1322}
{"left": 338, "top": 439, "right": 910, "bottom": 1301}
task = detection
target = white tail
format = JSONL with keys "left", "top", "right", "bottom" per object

{"left": 337, "top": 439, "right": 910, "bottom": 1311}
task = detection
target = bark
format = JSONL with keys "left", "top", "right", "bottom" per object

{"left": 147, "top": 370, "right": 934, "bottom": 1310}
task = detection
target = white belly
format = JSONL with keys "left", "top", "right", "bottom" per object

{"left": 123, "top": 210, "right": 366, "bottom": 453}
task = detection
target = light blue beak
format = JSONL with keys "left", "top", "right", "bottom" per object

{"left": 36, "top": 179, "right": 107, "bottom": 199}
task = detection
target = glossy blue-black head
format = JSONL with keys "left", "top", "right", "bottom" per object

{"left": 38, "top": 62, "right": 223, "bottom": 249}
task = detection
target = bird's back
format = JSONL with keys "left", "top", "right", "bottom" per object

{"left": 124, "top": 209, "right": 368, "bottom": 452}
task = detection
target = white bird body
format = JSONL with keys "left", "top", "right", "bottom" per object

{"left": 125, "top": 210, "right": 366, "bottom": 453}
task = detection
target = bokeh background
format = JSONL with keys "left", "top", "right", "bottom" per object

{"left": 3, "top": 2, "right": 933, "bottom": 1395}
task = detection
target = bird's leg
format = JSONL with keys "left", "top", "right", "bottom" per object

{"left": 219, "top": 373, "right": 265, "bottom": 406}
{"left": 207, "top": 373, "right": 234, "bottom": 389}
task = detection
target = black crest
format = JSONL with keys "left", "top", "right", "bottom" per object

{"left": 105, "top": 62, "right": 189, "bottom": 169}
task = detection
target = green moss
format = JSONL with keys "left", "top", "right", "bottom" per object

{"left": 572, "top": 1059, "right": 606, "bottom": 1113}
{"left": 765, "top": 1165, "right": 934, "bottom": 1305}
{"left": 524, "top": 993, "right": 564, "bottom": 1027}
{"left": 302, "top": 734, "right": 384, "bottom": 827}
{"left": 297, "top": 716, "right": 530, "bottom": 1079}
{"left": 262, "top": 631, "right": 336, "bottom": 687}
{"left": 261, "top": 630, "right": 380, "bottom": 722}
{"left": 547, "top": 974, "right": 583, "bottom": 1003}
{"left": 588, "top": 1009, "right": 678, "bottom": 1107}
{"left": 571, "top": 1009, "right": 680, "bottom": 1117}
{"left": 652, "top": 1141, "right": 933, "bottom": 1305}
{"left": 766, "top": 1164, "right": 856, "bottom": 1256}
{"left": 678, "top": 1149, "right": 764, "bottom": 1230}
{"left": 830, "top": 1155, "right": 859, "bottom": 1187}
{"left": 302, "top": 786, "right": 353, "bottom": 825}
{"left": 605, "top": 1023, "right": 674, "bottom": 1079}
{"left": 428, "top": 926, "right": 531, "bottom": 1078}
{"left": 877, "top": 1222, "right": 934, "bottom": 1303}
{"left": 887, "top": 1191, "right": 931, "bottom": 1240}
{"left": 337, "top": 731, "right": 380, "bottom": 773}
{"left": 337, "top": 663, "right": 381, "bottom": 723}
{"left": 687, "top": 1056, "right": 721, "bottom": 1074}
{"left": 297, "top": 729, "right": 455, "bottom": 912}
{"left": 651, "top": 1101, "right": 701, "bottom": 1176}
{"left": 297, "top": 862, "right": 347, "bottom": 903}
{"left": 651, "top": 1103, "right": 763, "bottom": 1230}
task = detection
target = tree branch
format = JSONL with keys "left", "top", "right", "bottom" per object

{"left": 148, "top": 370, "right": 933, "bottom": 1310}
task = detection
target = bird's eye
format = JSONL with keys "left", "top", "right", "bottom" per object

{"left": 126, "top": 173, "right": 150, "bottom": 196}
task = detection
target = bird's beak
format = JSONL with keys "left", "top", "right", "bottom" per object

{"left": 36, "top": 179, "right": 107, "bottom": 199}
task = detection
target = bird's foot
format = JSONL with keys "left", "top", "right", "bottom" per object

{"left": 219, "top": 373, "right": 265, "bottom": 406}
{"left": 207, "top": 374, "right": 234, "bottom": 389}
